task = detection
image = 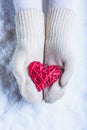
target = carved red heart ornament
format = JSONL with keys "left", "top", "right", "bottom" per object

{"left": 27, "top": 61, "right": 62, "bottom": 91}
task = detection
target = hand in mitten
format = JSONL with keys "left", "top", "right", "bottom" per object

{"left": 12, "top": 9, "right": 45, "bottom": 104}
{"left": 44, "top": 8, "right": 75, "bottom": 103}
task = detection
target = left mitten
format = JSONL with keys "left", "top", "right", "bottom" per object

{"left": 11, "top": 9, "right": 45, "bottom": 104}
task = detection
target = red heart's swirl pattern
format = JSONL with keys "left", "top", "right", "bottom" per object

{"left": 28, "top": 61, "right": 62, "bottom": 91}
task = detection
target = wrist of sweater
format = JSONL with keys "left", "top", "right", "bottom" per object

{"left": 48, "top": 0, "right": 77, "bottom": 12}
{"left": 13, "top": 0, "right": 43, "bottom": 14}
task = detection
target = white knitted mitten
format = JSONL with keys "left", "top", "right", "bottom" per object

{"left": 44, "top": 8, "right": 75, "bottom": 103}
{"left": 12, "top": 9, "right": 45, "bottom": 104}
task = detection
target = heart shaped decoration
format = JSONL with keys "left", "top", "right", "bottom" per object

{"left": 27, "top": 61, "right": 62, "bottom": 91}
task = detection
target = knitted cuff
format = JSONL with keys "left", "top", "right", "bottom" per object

{"left": 15, "top": 9, "right": 44, "bottom": 44}
{"left": 46, "top": 8, "right": 75, "bottom": 40}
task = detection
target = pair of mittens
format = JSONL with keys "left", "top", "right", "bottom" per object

{"left": 12, "top": 8, "right": 75, "bottom": 104}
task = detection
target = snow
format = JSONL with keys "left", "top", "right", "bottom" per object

{"left": 0, "top": 0, "right": 87, "bottom": 130}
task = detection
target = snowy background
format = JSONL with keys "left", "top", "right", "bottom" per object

{"left": 0, "top": 0, "right": 87, "bottom": 130}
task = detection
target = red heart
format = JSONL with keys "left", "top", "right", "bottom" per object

{"left": 27, "top": 61, "right": 62, "bottom": 91}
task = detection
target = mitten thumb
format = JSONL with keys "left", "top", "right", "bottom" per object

{"left": 60, "top": 59, "right": 74, "bottom": 87}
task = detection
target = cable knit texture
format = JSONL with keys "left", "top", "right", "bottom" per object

{"left": 12, "top": 9, "right": 45, "bottom": 104}
{"left": 44, "top": 8, "right": 75, "bottom": 103}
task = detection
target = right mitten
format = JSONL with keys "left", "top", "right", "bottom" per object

{"left": 44, "top": 8, "right": 76, "bottom": 103}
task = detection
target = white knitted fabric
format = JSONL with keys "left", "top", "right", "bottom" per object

{"left": 44, "top": 8, "right": 76, "bottom": 103}
{"left": 13, "top": 0, "right": 43, "bottom": 13}
{"left": 12, "top": 9, "right": 45, "bottom": 104}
